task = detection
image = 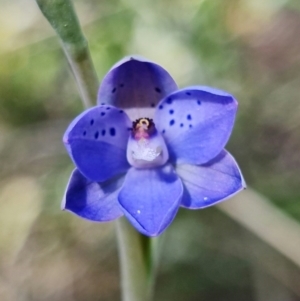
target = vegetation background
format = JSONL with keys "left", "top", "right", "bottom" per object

{"left": 0, "top": 0, "right": 300, "bottom": 300}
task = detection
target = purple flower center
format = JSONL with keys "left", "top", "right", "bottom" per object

{"left": 127, "top": 117, "right": 169, "bottom": 169}
{"left": 132, "top": 117, "right": 156, "bottom": 139}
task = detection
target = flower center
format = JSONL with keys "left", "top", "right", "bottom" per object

{"left": 126, "top": 117, "right": 169, "bottom": 168}
{"left": 132, "top": 118, "right": 155, "bottom": 139}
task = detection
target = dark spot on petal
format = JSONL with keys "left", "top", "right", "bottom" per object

{"left": 110, "top": 128, "right": 116, "bottom": 136}
{"left": 170, "top": 119, "right": 175, "bottom": 126}
{"left": 101, "top": 129, "right": 106, "bottom": 136}
{"left": 186, "top": 92, "right": 191, "bottom": 96}
{"left": 151, "top": 103, "right": 155, "bottom": 107}
{"left": 162, "top": 129, "right": 165, "bottom": 134}
{"left": 189, "top": 124, "right": 193, "bottom": 128}
{"left": 187, "top": 114, "right": 192, "bottom": 120}
{"left": 119, "top": 110, "right": 124, "bottom": 113}
{"left": 101, "top": 103, "right": 105, "bottom": 105}
{"left": 120, "top": 83, "right": 124, "bottom": 87}
{"left": 112, "top": 88, "right": 116, "bottom": 93}
{"left": 101, "top": 112, "right": 105, "bottom": 116}
{"left": 155, "top": 87, "right": 161, "bottom": 93}
{"left": 90, "top": 119, "right": 94, "bottom": 125}
{"left": 180, "top": 123, "right": 184, "bottom": 127}
{"left": 169, "top": 109, "right": 174, "bottom": 115}
{"left": 83, "top": 131, "right": 86, "bottom": 136}
{"left": 106, "top": 107, "right": 111, "bottom": 110}
{"left": 159, "top": 105, "right": 163, "bottom": 110}
{"left": 94, "top": 131, "right": 99, "bottom": 139}
{"left": 166, "top": 98, "right": 172, "bottom": 104}
{"left": 197, "top": 100, "right": 201, "bottom": 105}
{"left": 127, "top": 127, "right": 132, "bottom": 131}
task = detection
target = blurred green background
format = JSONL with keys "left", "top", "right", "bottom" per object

{"left": 1, "top": 0, "right": 300, "bottom": 300}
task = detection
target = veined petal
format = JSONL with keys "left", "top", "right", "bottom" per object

{"left": 97, "top": 56, "right": 178, "bottom": 120}
{"left": 63, "top": 105, "right": 131, "bottom": 182}
{"left": 154, "top": 86, "right": 238, "bottom": 164}
{"left": 176, "top": 150, "right": 246, "bottom": 209}
{"left": 118, "top": 165, "right": 183, "bottom": 236}
{"left": 62, "top": 169, "right": 124, "bottom": 221}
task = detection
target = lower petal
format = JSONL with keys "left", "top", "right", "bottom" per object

{"left": 62, "top": 169, "right": 124, "bottom": 221}
{"left": 118, "top": 165, "right": 183, "bottom": 236}
{"left": 176, "top": 150, "right": 246, "bottom": 209}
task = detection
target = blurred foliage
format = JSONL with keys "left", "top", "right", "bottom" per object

{"left": 1, "top": 0, "right": 300, "bottom": 300}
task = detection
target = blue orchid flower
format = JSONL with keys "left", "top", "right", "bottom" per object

{"left": 62, "top": 56, "right": 246, "bottom": 236}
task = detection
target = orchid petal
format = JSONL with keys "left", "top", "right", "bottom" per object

{"left": 118, "top": 164, "right": 183, "bottom": 236}
{"left": 176, "top": 150, "right": 246, "bottom": 209}
{"left": 127, "top": 132, "right": 169, "bottom": 169}
{"left": 63, "top": 105, "right": 131, "bottom": 182}
{"left": 97, "top": 56, "right": 178, "bottom": 120}
{"left": 62, "top": 169, "right": 124, "bottom": 221}
{"left": 154, "top": 86, "right": 238, "bottom": 164}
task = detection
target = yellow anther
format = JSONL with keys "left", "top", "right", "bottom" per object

{"left": 137, "top": 118, "right": 150, "bottom": 129}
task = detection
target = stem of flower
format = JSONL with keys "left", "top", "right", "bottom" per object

{"left": 116, "top": 218, "right": 157, "bottom": 301}
{"left": 35, "top": 0, "right": 99, "bottom": 108}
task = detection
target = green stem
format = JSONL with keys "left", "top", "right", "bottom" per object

{"left": 62, "top": 44, "right": 98, "bottom": 108}
{"left": 35, "top": 0, "right": 99, "bottom": 108}
{"left": 116, "top": 218, "right": 155, "bottom": 301}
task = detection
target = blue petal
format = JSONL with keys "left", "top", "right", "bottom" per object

{"left": 154, "top": 86, "right": 238, "bottom": 164}
{"left": 97, "top": 56, "right": 178, "bottom": 120}
{"left": 176, "top": 150, "right": 246, "bottom": 209}
{"left": 62, "top": 169, "right": 124, "bottom": 221}
{"left": 63, "top": 105, "right": 131, "bottom": 182}
{"left": 118, "top": 165, "right": 183, "bottom": 236}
